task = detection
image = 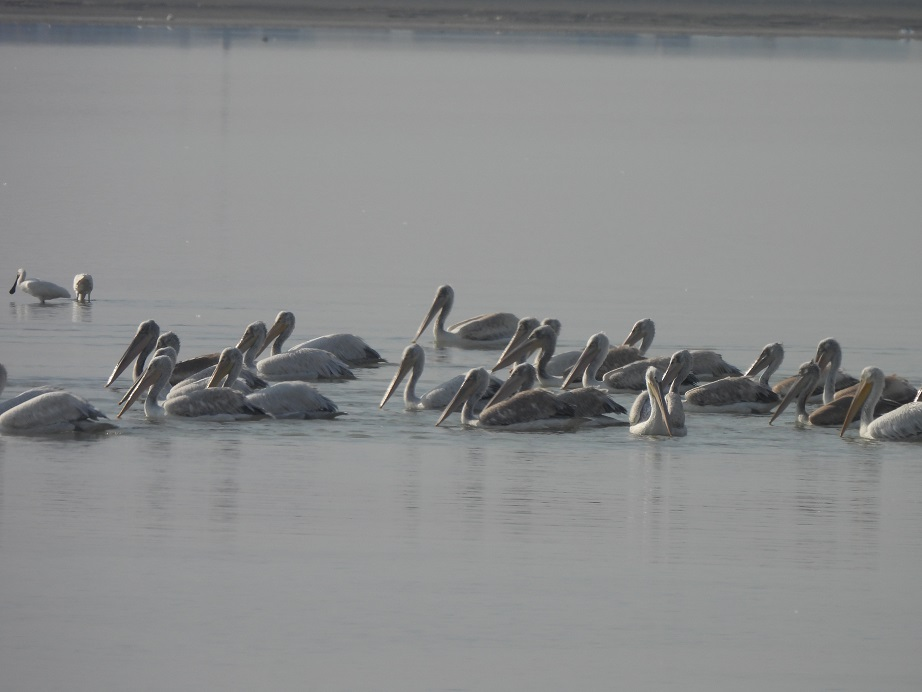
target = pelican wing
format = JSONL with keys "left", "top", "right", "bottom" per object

{"left": 290, "top": 334, "right": 384, "bottom": 366}
{"left": 867, "top": 402, "right": 922, "bottom": 440}
{"left": 685, "top": 377, "right": 780, "bottom": 408}
{"left": 257, "top": 349, "right": 355, "bottom": 381}
{"left": 246, "top": 382, "right": 342, "bottom": 420}
{"left": 163, "top": 389, "right": 266, "bottom": 420}
{"left": 449, "top": 312, "right": 519, "bottom": 342}
{"left": 479, "top": 390, "right": 575, "bottom": 427}
{"left": 690, "top": 351, "right": 742, "bottom": 379}
{"left": 556, "top": 388, "right": 627, "bottom": 417}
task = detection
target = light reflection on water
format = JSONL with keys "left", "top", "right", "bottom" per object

{"left": 1, "top": 23, "right": 922, "bottom": 691}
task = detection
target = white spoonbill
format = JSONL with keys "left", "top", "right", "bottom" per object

{"left": 9, "top": 268, "right": 70, "bottom": 303}
{"left": 73, "top": 274, "right": 93, "bottom": 302}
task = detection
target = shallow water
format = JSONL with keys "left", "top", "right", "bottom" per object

{"left": 1, "top": 25, "right": 921, "bottom": 690}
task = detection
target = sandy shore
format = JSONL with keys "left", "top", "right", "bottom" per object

{"left": 0, "top": 0, "right": 920, "bottom": 39}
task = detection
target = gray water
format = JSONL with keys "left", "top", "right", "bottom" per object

{"left": 2, "top": 25, "right": 921, "bottom": 690}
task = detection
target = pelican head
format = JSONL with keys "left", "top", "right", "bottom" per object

{"left": 622, "top": 318, "right": 656, "bottom": 354}
{"left": 813, "top": 338, "right": 842, "bottom": 371}
{"left": 769, "top": 361, "right": 821, "bottom": 426}
{"left": 494, "top": 317, "right": 540, "bottom": 369}
{"left": 436, "top": 367, "right": 487, "bottom": 427}
{"left": 491, "top": 325, "right": 555, "bottom": 373}
{"left": 259, "top": 311, "right": 296, "bottom": 357}
{"left": 379, "top": 343, "right": 424, "bottom": 409}
{"left": 485, "top": 362, "right": 537, "bottom": 409}
{"left": 744, "top": 342, "right": 784, "bottom": 384}
{"left": 839, "top": 366, "right": 886, "bottom": 437}
{"left": 644, "top": 366, "right": 672, "bottom": 437}
{"left": 560, "top": 332, "right": 610, "bottom": 389}
{"left": 541, "top": 318, "right": 562, "bottom": 336}
{"left": 207, "top": 348, "right": 245, "bottom": 389}
{"left": 117, "top": 354, "right": 173, "bottom": 418}
{"left": 412, "top": 284, "right": 454, "bottom": 343}
{"left": 661, "top": 349, "right": 693, "bottom": 393}
{"left": 236, "top": 321, "right": 268, "bottom": 362}
{"left": 106, "top": 319, "right": 160, "bottom": 387}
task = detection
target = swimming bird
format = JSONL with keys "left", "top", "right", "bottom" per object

{"left": 413, "top": 284, "right": 519, "bottom": 349}
{"left": 494, "top": 317, "right": 541, "bottom": 367}
{"left": 0, "top": 363, "right": 115, "bottom": 434}
{"left": 435, "top": 367, "right": 585, "bottom": 431}
{"left": 768, "top": 361, "right": 823, "bottom": 426}
{"left": 491, "top": 324, "right": 569, "bottom": 387}
{"left": 772, "top": 338, "right": 857, "bottom": 403}
{"left": 237, "top": 321, "right": 354, "bottom": 381}
{"left": 106, "top": 320, "right": 161, "bottom": 386}
{"left": 117, "top": 354, "right": 267, "bottom": 421}
{"left": 563, "top": 335, "right": 699, "bottom": 393}
{"left": 208, "top": 347, "right": 343, "bottom": 420}
{"left": 73, "top": 274, "right": 93, "bottom": 302}
{"left": 260, "top": 311, "right": 384, "bottom": 366}
{"left": 489, "top": 362, "right": 627, "bottom": 425}
{"left": 629, "top": 349, "right": 691, "bottom": 435}
{"left": 9, "top": 268, "right": 70, "bottom": 303}
{"left": 839, "top": 367, "right": 922, "bottom": 441}
{"left": 629, "top": 367, "right": 675, "bottom": 437}
{"left": 683, "top": 342, "right": 784, "bottom": 414}
{"left": 379, "top": 342, "right": 501, "bottom": 411}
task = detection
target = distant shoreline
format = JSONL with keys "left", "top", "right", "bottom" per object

{"left": 1, "top": 1, "right": 920, "bottom": 39}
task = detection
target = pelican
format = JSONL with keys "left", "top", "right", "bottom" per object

{"left": 167, "top": 347, "right": 258, "bottom": 400}
{"left": 260, "top": 311, "right": 384, "bottom": 367}
{"left": 769, "top": 361, "right": 822, "bottom": 426}
{"left": 683, "top": 342, "right": 784, "bottom": 414}
{"left": 839, "top": 367, "right": 922, "bottom": 441}
{"left": 237, "top": 321, "right": 354, "bottom": 381}
{"left": 117, "top": 354, "right": 267, "bottom": 420}
{"left": 73, "top": 274, "right": 93, "bottom": 302}
{"left": 629, "top": 350, "right": 691, "bottom": 435}
{"left": 491, "top": 324, "right": 568, "bottom": 387}
{"left": 208, "top": 347, "right": 343, "bottom": 420}
{"left": 563, "top": 334, "right": 698, "bottom": 393}
{"left": 9, "top": 268, "right": 70, "bottom": 303}
{"left": 629, "top": 367, "right": 675, "bottom": 437}
{"left": 0, "top": 363, "right": 115, "bottom": 434}
{"left": 494, "top": 317, "right": 541, "bottom": 367}
{"left": 413, "top": 284, "right": 519, "bottom": 349}
{"left": 106, "top": 321, "right": 228, "bottom": 388}
{"left": 772, "top": 338, "right": 857, "bottom": 403}
{"left": 489, "top": 362, "right": 627, "bottom": 425}
{"left": 379, "top": 343, "right": 501, "bottom": 411}
{"left": 435, "top": 367, "right": 585, "bottom": 431}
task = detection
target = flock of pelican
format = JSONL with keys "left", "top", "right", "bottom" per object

{"left": 3, "top": 278, "right": 921, "bottom": 441}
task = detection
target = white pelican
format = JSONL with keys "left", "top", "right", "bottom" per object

{"left": 563, "top": 334, "right": 699, "bottom": 393}
{"left": 491, "top": 324, "right": 570, "bottom": 387}
{"left": 495, "top": 317, "right": 541, "bottom": 367}
{"left": 683, "top": 342, "right": 784, "bottom": 414}
{"left": 117, "top": 354, "right": 267, "bottom": 421}
{"left": 435, "top": 367, "right": 586, "bottom": 431}
{"left": 167, "top": 347, "right": 258, "bottom": 400}
{"left": 768, "top": 361, "right": 822, "bottom": 426}
{"left": 260, "top": 311, "right": 384, "bottom": 367}
{"left": 379, "top": 343, "right": 501, "bottom": 411}
{"left": 9, "top": 268, "right": 70, "bottom": 303}
{"left": 237, "top": 321, "right": 354, "bottom": 382}
{"left": 489, "top": 362, "right": 627, "bottom": 425}
{"left": 772, "top": 338, "right": 857, "bottom": 403}
{"left": 629, "top": 349, "right": 691, "bottom": 436}
{"left": 73, "top": 274, "right": 93, "bottom": 302}
{"left": 208, "top": 347, "right": 343, "bottom": 420}
{"left": 0, "top": 363, "right": 115, "bottom": 434}
{"left": 629, "top": 367, "right": 674, "bottom": 437}
{"left": 413, "top": 284, "right": 519, "bottom": 349}
{"left": 106, "top": 321, "right": 228, "bottom": 388}
{"left": 839, "top": 367, "right": 922, "bottom": 441}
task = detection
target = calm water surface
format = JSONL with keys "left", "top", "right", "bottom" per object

{"left": 1, "top": 25, "right": 921, "bottom": 690}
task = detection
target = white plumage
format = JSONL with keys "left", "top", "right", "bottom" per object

{"left": 9, "top": 268, "right": 70, "bottom": 303}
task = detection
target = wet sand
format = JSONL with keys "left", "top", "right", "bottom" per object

{"left": 0, "top": 0, "right": 920, "bottom": 39}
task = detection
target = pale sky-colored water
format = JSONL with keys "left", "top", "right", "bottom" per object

{"left": 1, "top": 26, "right": 921, "bottom": 690}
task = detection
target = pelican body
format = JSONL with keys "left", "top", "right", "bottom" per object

{"left": 629, "top": 367, "right": 675, "bottom": 437}
{"left": 73, "top": 274, "right": 93, "bottom": 302}
{"left": 379, "top": 343, "right": 501, "bottom": 411}
{"left": 436, "top": 367, "right": 585, "bottom": 431}
{"left": 629, "top": 350, "right": 691, "bottom": 435}
{"left": 9, "top": 268, "right": 70, "bottom": 303}
{"left": 839, "top": 367, "right": 922, "bottom": 441}
{"left": 238, "top": 321, "right": 354, "bottom": 382}
{"left": 413, "top": 284, "right": 519, "bottom": 349}
{"left": 262, "top": 311, "right": 384, "bottom": 367}
{"left": 683, "top": 342, "right": 783, "bottom": 414}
